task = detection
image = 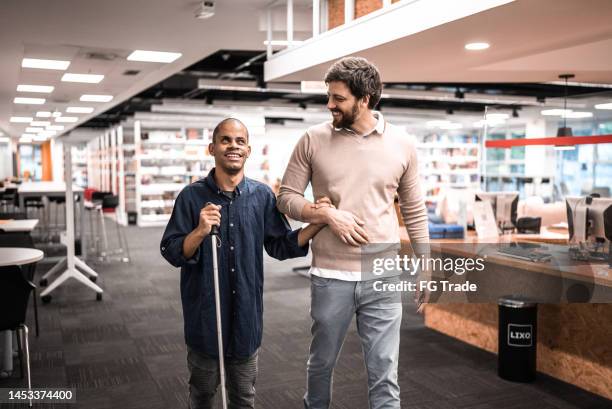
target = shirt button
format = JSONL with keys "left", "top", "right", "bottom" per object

{"left": 232, "top": 290, "right": 236, "bottom": 295}
{"left": 231, "top": 268, "right": 235, "bottom": 272}
{"left": 230, "top": 223, "right": 234, "bottom": 227}
{"left": 161, "top": 247, "right": 165, "bottom": 251}
{"left": 230, "top": 246, "right": 234, "bottom": 251}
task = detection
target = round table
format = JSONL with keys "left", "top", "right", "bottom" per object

{"left": 0, "top": 247, "right": 43, "bottom": 377}
{"left": 0, "top": 248, "right": 44, "bottom": 266}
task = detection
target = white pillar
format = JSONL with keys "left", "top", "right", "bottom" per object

{"left": 345, "top": 0, "right": 354, "bottom": 24}
{"left": 266, "top": 7, "right": 273, "bottom": 58}
{"left": 312, "top": 0, "right": 320, "bottom": 37}
{"left": 287, "top": 0, "right": 294, "bottom": 45}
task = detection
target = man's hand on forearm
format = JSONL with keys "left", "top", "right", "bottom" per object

{"left": 298, "top": 198, "right": 369, "bottom": 247}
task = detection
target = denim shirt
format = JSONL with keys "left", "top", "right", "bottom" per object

{"left": 160, "top": 169, "right": 308, "bottom": 358}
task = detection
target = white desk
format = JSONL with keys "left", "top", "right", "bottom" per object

{"left": 0, "top": 247, "right": 43, "bottom": 376}
{"left": 0, "top": 219, "right": 39, "bottom": 233}
{"left": 18, "top": 182, "right": 87, "bottom": 258}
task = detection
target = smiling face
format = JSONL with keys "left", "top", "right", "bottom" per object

{"left": 209, "top": 120, "right": 251, "bottom": 175}
{"left": 326, "top": 80, "right": 367, "bottom": 129}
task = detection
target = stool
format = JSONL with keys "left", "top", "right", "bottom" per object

{"left": 0, "top": 188, "right": 18, "bottom": 212}
{"left": 24, "top": 196, "right": 48, "bottom": 239}
{"left": 101, "top": 194, "right": 130, "bottom": 263}
{"left": 48, "top": 196, "right": 66, "bottom": 231}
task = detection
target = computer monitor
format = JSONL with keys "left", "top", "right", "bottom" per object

{"left": 475, "top": 191, "right": 519, "bottom": 231}
{"left": 566, "top": 196, "right": 612, "bottom": 243}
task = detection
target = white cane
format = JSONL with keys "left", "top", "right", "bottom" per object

{"left": 208, "top": 203, "right": 228, "bottom": 409}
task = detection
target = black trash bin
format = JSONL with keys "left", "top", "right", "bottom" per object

{"left": 498, "top": 296, "right": 537, "bottom": 382}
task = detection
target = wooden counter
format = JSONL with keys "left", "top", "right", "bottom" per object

{"left": 400, "top": 229, "right": 612, "bottom": 400}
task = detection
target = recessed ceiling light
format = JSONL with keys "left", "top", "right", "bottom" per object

{"left": 67, "top": 106, "right": 94, "bottom": 114}
{"left": 10, "top": 116, "right": 33, "bottom": 123}
{"left": 31, "top": 121, "right": 51, "bottom": 126}
{"left": 562, "top": 111, "right": 593, "bottom": 119}
{"left": 465, "top": 42, "right": 490, "bottom": 51}
{"left": 26, "top": 127, "right": 44, "bottom": 133}
{"left": 486, "top": 113, "right": 509, "bottom": 120}
{"left": 16, "top": 84, "right": 54, "bottom": 93}
{"left": 52, "top": 111, "right": 62, "bottom": 117}
{"left": 46, "top": 125, "right": 65, "bottom": 131}
{"left": 21, "top": 133, "right": 36, "bottom": 138}
{"left": 426, "top": 120, "right": 451, "bottom": 128}
{"left": 21, "top": 58, "right": 70, "bottom": 70}
{"left": 14, "top": 97, "right": 45, "bottom": 104}
{"left": 19, "top": 136, "right": 33, "bottom": 143}
{"left": 80, "top": 94, "right": 113, "bottom": 102}
{"left": 38, "top": 130, "right": 57, "bottom": 137}
{"left": 127, "top": 50, "right": 182, "bottom": 63}
{"left": 36, "top": 111, "right": 52, "bottom": 117}
{"left": 541, "top": 109, "right": 572, "bottom": 116}
{"left": 61, "top": 73, "right": 105, "bottom": 83}
{"left": 55, "top": 116, "right": 79, "bottom": 123}
{"left": 440, "top": 122, "right": 463, "bottom": 130}
{"left": 594, "top": 102, "right": 612, "bottom": 110}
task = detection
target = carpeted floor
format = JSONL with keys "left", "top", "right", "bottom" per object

{"left": 1, "top": 224, "right": 610, "bottom": 409}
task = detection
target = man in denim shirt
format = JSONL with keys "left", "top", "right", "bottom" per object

{"left": 161, "top": 118, "right": 326, "bottom": 409}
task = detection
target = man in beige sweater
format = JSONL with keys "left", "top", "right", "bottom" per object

{"left": 277, "top": 57, "right": 429, "bottom": 409}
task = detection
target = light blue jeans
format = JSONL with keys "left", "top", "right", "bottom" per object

{"left": 304, "top": 275, "right": 403, "bottom": 409}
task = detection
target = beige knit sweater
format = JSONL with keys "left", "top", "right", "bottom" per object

{"left": 277, "top": 115, "right": 429, "bottom": 272}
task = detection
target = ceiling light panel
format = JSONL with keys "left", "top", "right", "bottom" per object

{"left": 16, "top": 84, "right": 54, "bottom": 93}
{"left": 465, "top": 42, "right": 490, "bottom": 51}
{"left": 66, "top": 106, "right": 94, "bottom": 114}
{"left": 30, "top": 120, "right": 51, "bottom": 126}
{"left": 10, "top": 116, "right": 33, "bottom": 123}
{"left": 127, "top": 50, "right": 182, "bottom": 63}
{"left": 36, "top": 111, "right": 52, "bottom": 117}
{"left": 541, "top": 109, "right": 572, "bottom": 116}
{"left": 14, "top": 97, "right": 45, "bottom": 104}
{"left": 55, "top": 116, "right": 79, "bottom": 123}
{"left": 22, "top": 58, "right": 70, "bottom": 70}
{"left": 80, "top": 94, "right": 113, "bottom": 102}
{"left": 61, "top": 73, "right": 105, "bottom": 83}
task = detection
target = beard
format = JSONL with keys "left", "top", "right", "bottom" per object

{"left": 331, "top": 102, "right": 359, "bottom": 129}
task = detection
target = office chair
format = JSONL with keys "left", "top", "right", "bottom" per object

{"left": 0, "top": 232, "right": 40, "bottom": 337}
{"left": 0, "top": 265, "right": 35, "bottom": 393}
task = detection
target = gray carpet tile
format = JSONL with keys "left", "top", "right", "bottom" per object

{"left": 0, "top": 224, "right": 610, "bottom": 409}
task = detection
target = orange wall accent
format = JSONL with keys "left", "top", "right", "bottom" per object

{"left": 328, "top": 0, "right": 345, "bottom": 30}
{"left": 328, "top": 0, "right": 403, "bottom": 30}
{"left": 356, "top": 0, "right": 382, "bottom": 18}
{"left": 41, "top": 141, "right": 53, "bottom": 181}
{"left": 329, "top": 0, "right": 383, "bottom": 29}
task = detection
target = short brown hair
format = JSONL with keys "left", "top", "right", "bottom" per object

{"left": 324, "top": 57, "right": 382, "bottom": 109}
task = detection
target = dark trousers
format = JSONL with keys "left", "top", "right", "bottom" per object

{"left": 187, "top": 346, "right": 258, "bottom": 409}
